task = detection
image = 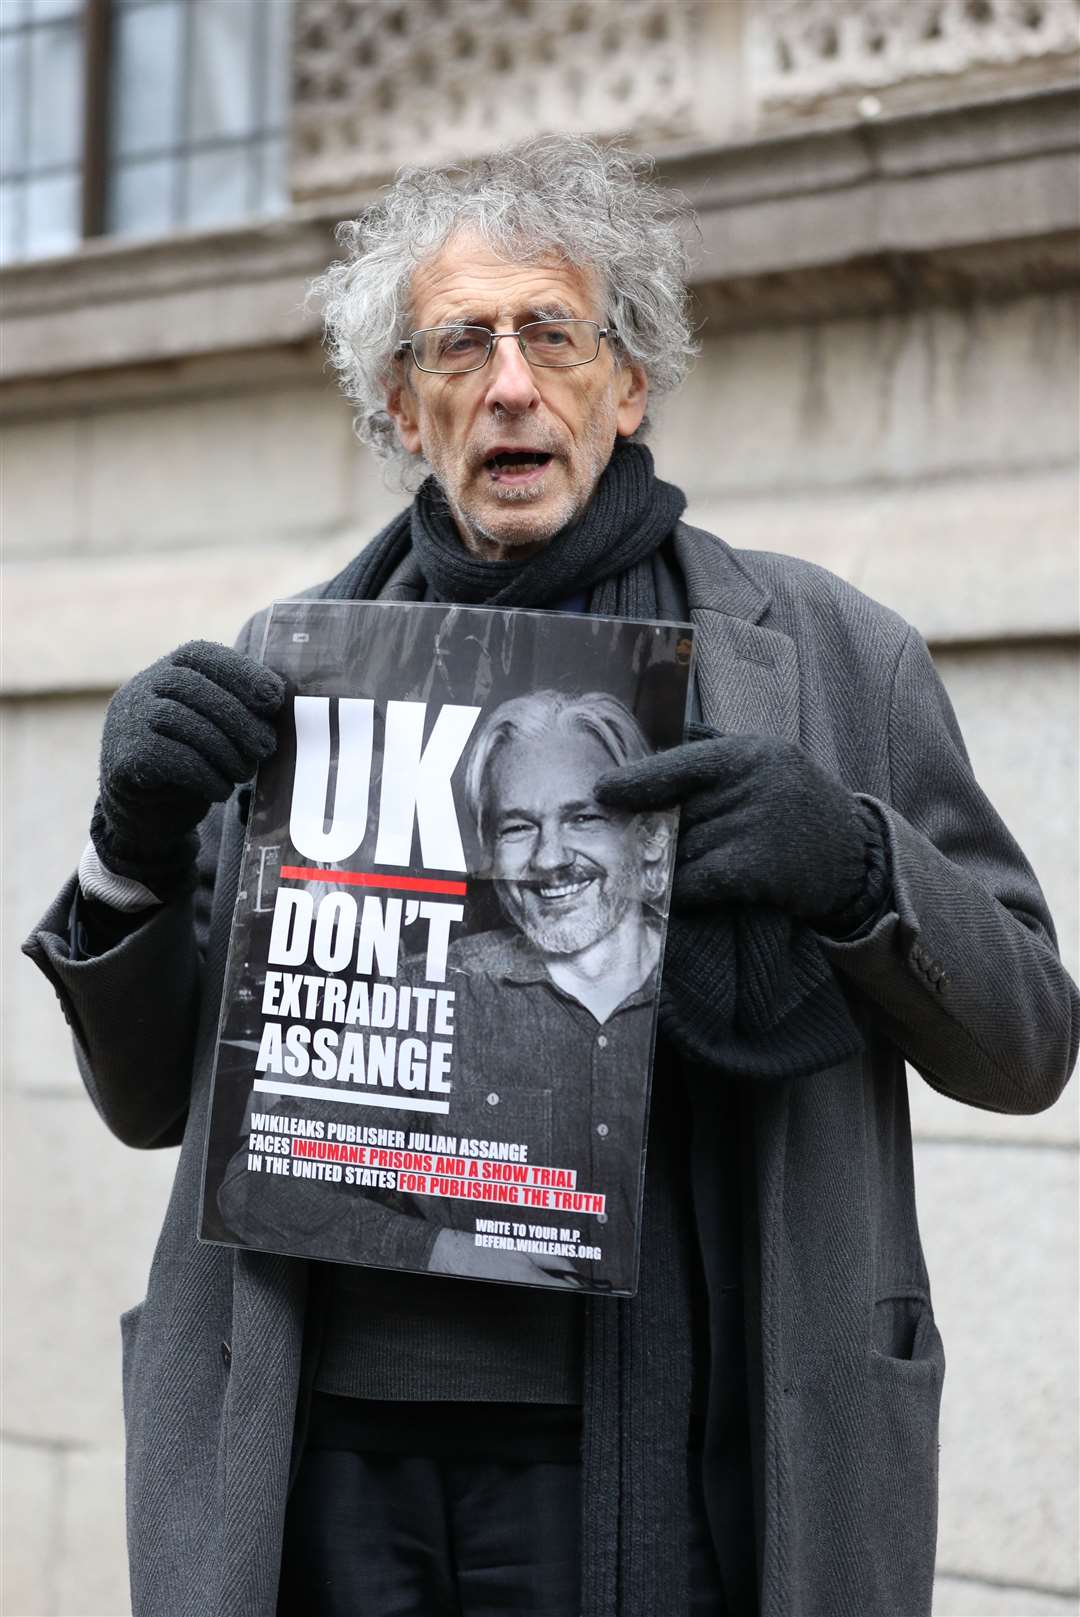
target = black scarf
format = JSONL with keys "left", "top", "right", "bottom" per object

{"left": 331, "top": 437, "right": 684, "bottom": 619}
{"left": 325, "top": 437, "right": 862, "bottom": 1616}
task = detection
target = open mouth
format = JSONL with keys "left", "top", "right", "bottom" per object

{"left": 484, "top": 451, "right": 553, "bottom": 486}
{"left": 534, "top": 877, "right": 594, "bottom": 904}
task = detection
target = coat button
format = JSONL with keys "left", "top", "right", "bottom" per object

{"left": 597, "top": 1212, "right": 608, "bottom": 1224}
{"left": 486, "top": 1092, "right": 499, "bottom": 1106}
{"left": 597, "top": 1035, "right": 608, "bottom": 1048}
{"left": 596, "top": 1123, "right": 609, "bottom": 1137}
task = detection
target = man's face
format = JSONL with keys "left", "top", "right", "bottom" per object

{"left": 387, "top": 234, "right": 647, "bottom": 557}
{"left": 488, "top": 729, "right": 650, "bottom": 956}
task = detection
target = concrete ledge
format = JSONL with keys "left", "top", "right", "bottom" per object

{"left": 681, "top": 87, "right": 1080, "bottom": 325}
{"left": 687, "top": 465, "right": 1079, "bottom": 645}
{"left": 692, "top": 229, "right": 1080, "bottom": 334}
{"left": 933, "top": 1573, "right": 1080, "bottom": 1614}
{"left": 0, "top": 536, "right": 368, "bottom": 695}
{"left": 2, "top": 465, "right": 1075, "bottom": 696}
{"left": 2, "top": 87, "right": 1077, "bottom": 385}
{"left": 0, "top": 215, "right": 334, "bottom": 383}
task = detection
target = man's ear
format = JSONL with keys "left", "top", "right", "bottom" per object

{"left": 615, "top": 361, "right": 648, "bottom": 439}
{"left": 637, "top": 813, "right": 672, "bottom": 899}
{"left": 639, "top": 816, "right": 671, "bottom": 861}
{"left": 386, "top": 371, "right": 423, "bottom": 456}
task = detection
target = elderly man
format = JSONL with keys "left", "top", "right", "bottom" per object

{"left": 25, "top": 138, "right": 1078, "bottom": 1617}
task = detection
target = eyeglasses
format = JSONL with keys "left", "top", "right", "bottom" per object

{"left": 397, "top": 320, "right": 615, "bottom": 374}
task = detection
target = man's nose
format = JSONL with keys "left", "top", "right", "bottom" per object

{"left": 483, "top": 335, "right": 541, "bottom": 416}
{"left": 531, "top": 820, "right": 571, "bottom": 873}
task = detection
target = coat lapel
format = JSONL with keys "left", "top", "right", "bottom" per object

{"left": 674, "top": 522, "right": 800, "bottom": 743}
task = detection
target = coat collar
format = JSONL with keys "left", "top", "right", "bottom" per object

{"left": 673, "top": 520, "right": 771, "bottom": 624}
{"left": 674, "top": 522, "right": 800, "bottom": 744}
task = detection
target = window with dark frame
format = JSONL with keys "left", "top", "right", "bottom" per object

{"left": 1, "top": 0, "right": 86, "bottom": 263}
{"left": 0, "top": 0, "right": 291, "bottom": 266}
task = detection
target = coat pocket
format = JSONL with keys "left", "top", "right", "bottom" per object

{"left": 864, "top": 1296, "right": 945, "bottom": 1617}
{"left": 119, "top": 1300, "right": 146, "bottom": 1429}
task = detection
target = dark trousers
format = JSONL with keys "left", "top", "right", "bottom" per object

{"left": 277, "top": 1447, "right": 727, "bottom": 1616}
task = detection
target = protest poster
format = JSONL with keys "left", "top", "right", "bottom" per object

{"left": 199, "top": 599, "right": 693, "bottom": 1294}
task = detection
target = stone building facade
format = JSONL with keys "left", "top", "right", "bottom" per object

{"left": 2, "top": 2, "right": 1078, "bottom": 1612}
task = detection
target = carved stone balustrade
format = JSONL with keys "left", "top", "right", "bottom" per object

{"left": 748, "top": 0, "right": 1080, "bottom": 120}
{"left": 289, "top": 0, "right": 1080, "bottom": 204}
{"left": 290, "top": 0, "right": 724, "bottom": 202}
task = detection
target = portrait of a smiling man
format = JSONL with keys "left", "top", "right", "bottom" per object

{"left": 466, "top": 689, "right": 669, "bottom": 1008}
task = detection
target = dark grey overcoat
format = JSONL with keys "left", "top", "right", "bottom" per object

{"left": 26, "top": 524, "right": 1078, "bottom": 1617}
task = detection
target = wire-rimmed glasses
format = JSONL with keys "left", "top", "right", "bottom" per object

{"left": 398, "top": 320, "right": 615, "bottom": 374}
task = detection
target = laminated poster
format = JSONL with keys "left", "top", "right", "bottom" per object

{"left": 199, "top": 599, "right": 693, "bottom": 1295}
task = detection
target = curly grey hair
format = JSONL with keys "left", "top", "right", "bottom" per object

{"left": 309, "top": 136, "right": 698, "bottom": 474}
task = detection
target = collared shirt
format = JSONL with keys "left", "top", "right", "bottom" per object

{"left": 433, "top": 926, "right": 659, "bottom": 1292}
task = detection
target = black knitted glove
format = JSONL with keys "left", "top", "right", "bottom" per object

{"left": 595, "top": 733, "right": 890, "bottom": 933}
{"left": 91, "top": 640, "right": 285, "bottom": 898}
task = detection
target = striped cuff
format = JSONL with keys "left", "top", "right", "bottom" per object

{"left": 77, "top": 840, "right": 163, "bottom": 912}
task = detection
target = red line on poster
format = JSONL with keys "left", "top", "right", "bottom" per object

{"left": 279, "top": 865, "right": 468, "bottom": 897}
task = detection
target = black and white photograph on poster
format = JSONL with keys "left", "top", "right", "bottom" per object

{"left": 199, "top": 599, "right": 694, "bottom": 1295}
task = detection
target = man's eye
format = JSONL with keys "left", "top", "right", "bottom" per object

{"left": 496, "top": 821, "right": 532, "bottom": 839}
{"left": 570, "top": 812, "right": 606, "bottom": 826}
{"left": 439, "top": 331, "right": 484, "bottom": 356}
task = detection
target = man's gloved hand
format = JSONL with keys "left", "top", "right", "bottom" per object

{"left": 91, "top": 640, "right": 285, "bottom": 898}
{"left": 595, "top": 733, "right": 888, "bottom": 933}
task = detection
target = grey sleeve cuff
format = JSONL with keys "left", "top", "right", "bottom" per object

{"left": 78, "top": 840, "right": 163, "bottom": 912}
